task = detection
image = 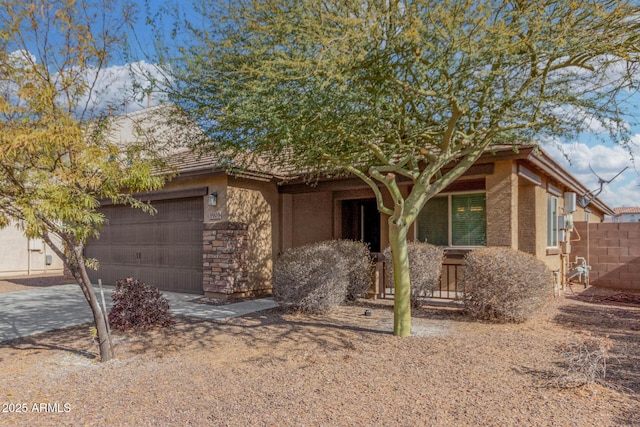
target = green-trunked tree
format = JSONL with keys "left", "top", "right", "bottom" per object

{"left": 158, "top": 0, "right": 640, "bottom": 336}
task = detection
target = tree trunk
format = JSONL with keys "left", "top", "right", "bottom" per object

{"left": 77, "top": 262, "right": 114, "bottom": 362}
{"left": 68, "top": 244, "right": 114, "bottom": 362}
{"left": 41, "top": 233, "right": 115, "bottom": 361}
{"left": 389, "top": 220, "right": 411, "bottom": 337}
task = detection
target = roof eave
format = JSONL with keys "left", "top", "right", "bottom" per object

{"left": 525, "top": 149, "right": 615, "bottom": 216}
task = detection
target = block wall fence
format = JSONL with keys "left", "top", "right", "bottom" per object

{"left": 571, "top": 222, "right": 640, "bottom": 291}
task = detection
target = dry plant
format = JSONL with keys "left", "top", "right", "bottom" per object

{"left": 384, "top": 242, "right": 444, "bottom": 307}
{"left": 461, "top": 247, "right": 553, "bottom": 322}
{"left": 554, "top": 334, "right": 613, "bottom": 389}
{"left": 328, "top": 240, "right": 374, "bottom": 301}
{"left": 273, "top": 240, "right": 372, "bottom": 313}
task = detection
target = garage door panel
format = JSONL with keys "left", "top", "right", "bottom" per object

{"left": 86, "top": 197, "right": 204, "bottom": 293}
{"left": 137, "top": 245, "right": 202, "bottom": 267}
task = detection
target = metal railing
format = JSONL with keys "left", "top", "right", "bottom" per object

{"left": 369, "top": 255, "right": 464, "bottom": 300}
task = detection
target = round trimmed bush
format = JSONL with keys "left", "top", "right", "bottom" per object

{"left": 461, "top": 247, "right": 553, "bottom": 323}
{"left": 327, "top": 240, "right": 374, "bottom": 301}
{"left": 383, "top": 242, "right": 445, "bottom": 306}
{"left": 273, "top": 240, "right": 373, "bottom": 313}
{"left": 108, "top": 278, "right": 175, "bottom": 331}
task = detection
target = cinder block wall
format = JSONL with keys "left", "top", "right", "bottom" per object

{"left": 572, "top": 222, "right": 640, "bottom": 291}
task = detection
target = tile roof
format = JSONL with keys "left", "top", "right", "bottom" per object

{"left": 161, "top": 148, "right": 292, "bottom": 180}
{"left": 613, "top": 206, "right": 640, "bottom": 216}
{"left": 121, "top": 106, "right": 613, "bottom": 215}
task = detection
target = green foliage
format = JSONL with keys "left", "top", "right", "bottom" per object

{"left": 0, "top": 0, "right": 164, "bottom": 250}
{"left": 166, "top": 0, "right": 640, "bottom": 190}
{"left": 384, "top": 242, "right": 444, "bottom": 307}
{"left": 160, "top": 0, "right": 640, "bottom": 336}
{"left": 461, "top": 247, "right": 554, "bottom": 323}
{"left": 0, "top": 0, "right": 166, "bottom": 362}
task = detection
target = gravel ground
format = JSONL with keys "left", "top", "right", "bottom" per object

{"left": 0, "top": 275, "right": 70, "bottom": 294}
{"left": 0, "top": 287, "right": 638, "bottom": 426}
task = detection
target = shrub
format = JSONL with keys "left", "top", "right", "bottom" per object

{"left": 273, "top": 241, "right": 354, "bottom": 313}
{"left": 555, "top": 334, "right": 613, "bottom": 389}
{"left": 108, "top": 278, "right": 175, "bottom": 331}
{"left": 326, "top": 240, "right": 374, "bottom": 301}
{"left": 383, "top": 242, "right": 445, "bottom": 306}
{"left": 461, "top": 247, "right": 553, "bottom": 323}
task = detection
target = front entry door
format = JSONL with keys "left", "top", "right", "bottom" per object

{"left": 341, "top": 199, "right": 381, "bottom": 252}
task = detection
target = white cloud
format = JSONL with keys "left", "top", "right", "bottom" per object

{"left": 4, "top": 49, "right": 170, "bottom": 116}
{"left": 550, "top": 105, "right": 629, "bottom": 135}
{"left": 543, "top": 139, "right": 640, "bottom": 209}
{"left": 79, "top": 60, "right": 170, "bottom": 115}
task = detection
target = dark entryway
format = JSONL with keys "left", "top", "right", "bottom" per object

{"left": 341, "top": 199, "right": 381, "bottom": 252}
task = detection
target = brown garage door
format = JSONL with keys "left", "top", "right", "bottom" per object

{"left": 85, "top": 197, "right": 204, "bottom": 293}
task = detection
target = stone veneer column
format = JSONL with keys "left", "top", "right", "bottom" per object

{"left": 202, "top": 221, "right": 249, "bottom": 298}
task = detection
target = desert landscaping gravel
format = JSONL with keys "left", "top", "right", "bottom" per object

{"left": 0, "top": 282, "right": 638, "bottom": 426}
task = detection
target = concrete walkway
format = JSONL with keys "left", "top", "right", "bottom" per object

{"left": 0, "top": 284, "right": 278, "bottom": 343}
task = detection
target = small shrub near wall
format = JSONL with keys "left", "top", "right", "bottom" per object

{"left": 327, "top": 240, "right": 374, "bottom": 301}
{"left": 273, "top": 240, "right": 372, "bottom": 313}
{"left": 461, "top": 247, "right": 553, "bottom": 323}
{"left": 108, "top": 278, "right": 175, "bottom": 331}
{"left": 383, "top": 242, "right": 445, "bottom": 307}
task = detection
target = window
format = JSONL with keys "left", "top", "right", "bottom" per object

{"left": 547, "top": 195, "right": 558, "bottom": 247}
{"left": 416, "top": 193, "right": 486, "bottom": 247}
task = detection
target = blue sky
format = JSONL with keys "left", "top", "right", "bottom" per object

{"left": 20, "top": 1, "right": 640, "bottom": 211}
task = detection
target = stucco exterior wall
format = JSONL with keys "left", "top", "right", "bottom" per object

{"left": 162, "top": 174, "right": 228, "bottom": 223}
{"left": 227, "top": 177, "right": 280, "bottom": 290}
{"left": 287, "top": 192, "right": 334, "bottom": 248}
{"left": 517, "top": 178, "right": 537, "bottom": 255}
{"left": 486, "top": 160, "right": 518, "bottom": 249}
{"left": 0, "top": 223, "right": 64, "bottom": 277}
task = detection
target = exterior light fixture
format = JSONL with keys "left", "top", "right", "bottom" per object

{"left": 208, "top": 192, "right": 218, "bottom": 206}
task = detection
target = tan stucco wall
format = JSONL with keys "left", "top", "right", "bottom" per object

{"left": 162, "top": 174, "right": 228, "bottom": 222}
{"left": 0, "top": 223, "right": 64, "bottom": 277}
{"left": 287, "top": 192, "right": 334, "bottom": 248}
{"left": 227, "top": 177, "right": 280, "bottom": 290}
{"left": 572, "top": 206, "right": 603, "bottom": 223}
{"left": 517, "top": 178, "right": 537, "bottom": 255}
{"left": 486, "top": 160, "right": 518, "bottom": 249}
{"left": 162, "top": 174, "right": 280, "bottom": 291}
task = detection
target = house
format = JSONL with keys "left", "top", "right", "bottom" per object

{"left": 0, "top": 223, "right": 64, "bottom": 277}
{"left": 84, "top": 134, "right": 612, "bottom": 298}
{"left": 610, "top": 206, "right": 640, "bottom": 222}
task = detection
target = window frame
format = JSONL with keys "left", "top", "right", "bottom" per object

{"left": 415, "top": 191, "right": 487, "bottom": 248}
{"left": 546, "top": 194, "right": 559, "bottom": 248}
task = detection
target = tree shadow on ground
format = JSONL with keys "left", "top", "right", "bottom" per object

{"left": 0, "top": 297, "right": 476, "bottom": 365}
{"left": 0, "top": 323, "right": 98, "bottom": 362}
{"left": 553, "top": 296, "right": 640, "bottom": 394}
{"left": 347, "top": 297, "right": 471, "bottom": 323}
{"left": 119, "top": 306, "right": 397, "bottom": 359}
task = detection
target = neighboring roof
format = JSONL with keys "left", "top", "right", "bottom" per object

{"left": 613, "top": 206, "right": 640, "bottom": 216}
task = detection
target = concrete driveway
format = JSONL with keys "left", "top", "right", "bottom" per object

{"left": 0, "top": 284, "right": 277, "bottom": 342}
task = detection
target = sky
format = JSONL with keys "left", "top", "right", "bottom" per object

{"left": 12, "top": 1, "right": 640, "bottom": 211}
